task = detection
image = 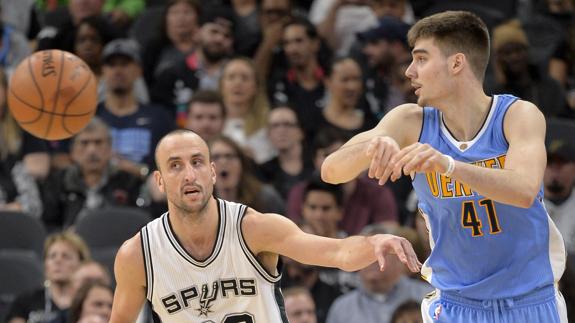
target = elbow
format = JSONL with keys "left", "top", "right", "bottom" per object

{"left": 514, "top": 188, "right": 539, "bottom": 208}
{"left": 321, "top": 158, "right": 343, "bottom": 184}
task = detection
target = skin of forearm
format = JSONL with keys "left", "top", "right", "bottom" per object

{"left": 321, "top": 140, "right": 371, "bottom": 184}
{"left": 450, "top": 161, "right": 540, "bottom": 208}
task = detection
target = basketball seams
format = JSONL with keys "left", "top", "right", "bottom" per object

{"left": 44, "top": 50, "right": 66, "bottom": 138}
{"left": 60, "top": 69, "right": 96, "bottom": 135}
{"left": 8, "top": 88, "right": 95, "bottom": 120}
{"left": 15, "top": 55, "right": 47, "bottom": 124}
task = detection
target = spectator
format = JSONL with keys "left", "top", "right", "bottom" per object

{"left": 67, "top": 281, "right": 113, "bottom": 323}
{"left": 268, "top": 17, "right": 329, "bottom": 141}
{"left": 140, "top": 0, "right": 201, "bottom": 88}
{"left": 260, "top": 106, "right": 314, "bottom": 198}
{"left": 301, "top": 175, "right": 360, "bottom": 293}
{"left": 230, "top": 0, "right": 260, "bottom": 56}
{"left": 41, "top": 117, "right": 143, "bottom": 230}
{"left": 220, "top": 57, "right": 276, "bottom": 163}
{"left": 253, "top": 0, "right": 293, "bottom": 82}
{"left": 0, "top": 67, "right": 48, "bottom": 218}
{"left": 283, "top": 287, "right": 318, "bottom": 323}
{"left": 151, "top": 5, "right": 235, "bottom": 126}
{"left": 184, "top": 90, "right": 226, "bottom": 143}
{"left": 71, "top": 15, "right": 151, "bottom": 104}
{"left": 326, "top": 224, "right": 432, "bottom": 323}
{"left": 544, "top": 118, "right": 575, "bottom": 254}
{"left": 282, "top": 254, "right": 341, "bottom": 323}
{"left": 357, "top": 17, "right": 411, "bottom": 119}
{"left": 70, "top": 261, "right": 112, "bottom": 293}
{"left": 6, "top": 231, "right": 91, "bottom": 323}
{"left": 486, "top": 19, "right": 569, "bottom": 118}
{"left": 320, "top": 57, "right": 377, "bottom": 138}
{"left": 287, "top": 128, "right": 399, "bottom": 235}
{"left": 209, "top": 135, "right": 285, "bottom": 214}
{"left": 97, "top": 38, "right": 175, "bottom": 177}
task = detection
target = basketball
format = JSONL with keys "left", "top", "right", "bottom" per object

{"left": 7, "top": 50, "right": 98, "bottom": 140}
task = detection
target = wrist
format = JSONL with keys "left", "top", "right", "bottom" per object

{"left": 442, "top": 155, "right": 455, "bottom": 177}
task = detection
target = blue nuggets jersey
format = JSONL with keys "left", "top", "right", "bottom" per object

{"left": 412, "top": 94, "right": 566, "bottom": 299}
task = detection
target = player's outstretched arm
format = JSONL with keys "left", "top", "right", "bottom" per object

{"left": 242, "top": 210, "right": 421, "bottom": 273}
{"left": 321, "top": 104, "right": 422, "bottom": 185}
{"left": 110, "top": 234, "right": 147, "bottom": 323}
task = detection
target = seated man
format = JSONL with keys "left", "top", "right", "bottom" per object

{"left": 41, "top": 117, "right": 144, "bottom": 230}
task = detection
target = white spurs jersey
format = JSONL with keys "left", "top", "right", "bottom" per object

{"left": 141, "top": 198, "right": 287, "bottom": 323}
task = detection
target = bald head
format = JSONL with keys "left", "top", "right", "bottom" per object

{"left": 155, "top": 130, "right": 209, "bottom": 172}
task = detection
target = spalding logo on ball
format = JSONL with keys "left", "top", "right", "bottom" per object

{"left": 8, "top": 50, "right": 97, "bottom": 140}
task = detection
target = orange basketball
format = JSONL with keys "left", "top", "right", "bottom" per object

{"left": 7, "top": 50, "right": 98, "bottom": 140}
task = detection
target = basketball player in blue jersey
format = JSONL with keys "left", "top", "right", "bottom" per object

{"left": 109, "top": 130, "right": 421, "bottom": 323}
{"left": 322, "top": 11, "right": 567, "bottom": 323}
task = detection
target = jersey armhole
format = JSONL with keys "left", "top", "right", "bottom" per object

{"left": 140, "top": 226, "right": 154, "bottom": 301}
{"left": 236, "top": 206, "right": 282, "bottom": 284}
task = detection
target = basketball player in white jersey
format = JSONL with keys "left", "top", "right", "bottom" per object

{"left": 109, "top": 130, "right": 421, "bottom": 323}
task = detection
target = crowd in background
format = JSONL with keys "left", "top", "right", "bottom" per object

{"left": 1, "top": 0, "right": 575, "bottom": 322}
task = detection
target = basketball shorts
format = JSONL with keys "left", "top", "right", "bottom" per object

{"left": 421, "top": 285, "right": 567, "bottom": 323}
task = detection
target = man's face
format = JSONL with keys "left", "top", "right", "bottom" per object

{"left": 363, "top": 39, "right": 393, "bottom": 68}
{"left": 102, "top": 56, "right": 140, "bottom": 96}
{"left": 359, "top": 257, "right": 404, "bottom": 294}
{"left": 302, "top": 191, "right": 342, "bottom": 237}
{"left": 71, "top": 128, "right": 112, "bottom": 174}
{"left": 267, "top": 107, "right": 303, "bottom": 151}
{"left": 405, "top": 38, "right": 453, "bottom": 107}
{"left": 199, "top": 22, "right": 234, "bottom": 63}
{"left": 326, "top": 59, "right": 363, "bottom": 109}
{"left": 155, "top": 133, "right": 216, "bottom": 215}
{"left": 285, "top": 293, "right": 317, "bottom": 323}
{"left": 45, "top": 241, "right": 82, "bottom": 284}
{"left": 260, "top": 0, "right": 291, "bottom": 27}
{"left": 186, "top": 102, "right": 225, "bottom": 142}
{"left": 166, "top": 1, "right": 199, "bottom": 38}
{"left": 544, "top": 155, "right": 575, "bottom": 199}
{"left": 283, "top": 25, "right": 319, "bottom": 69}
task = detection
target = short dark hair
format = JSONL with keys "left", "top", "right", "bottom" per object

{"left": 407, "top": 11, "right": 490, "bottom": 81}
{"left": 303, "top": 174, "right": 343, "bottom": 207}
{"left": 188, "top": 90, "right": 226, "bottom": 118}
{"left": 390, "top": 300, "right": 421, "bottom": 323}
{"left": 325, "top": 56, "right": 360, "bottom": 78}
{"left": 283, "top": 16, "right": 318, "bottom": 40}
{"left": 313, "top": 128, "right": 349, "bottom": 156}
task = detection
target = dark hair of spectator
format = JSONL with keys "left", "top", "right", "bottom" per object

{"left": 77, "top": 15, "right": 120, "bottom": 46}
{"left": 390, "top": 300, "right": 422, "bottom": 323}
{"left": 188, "top": 90, "right": 227, "bottom": 118}
{"left": 303, "top": 173, "right": 343, "bottom": 207}
{"left": 312, "top": 128, "right": 349, "bottom": 156}
{"left": 325, "top": 56, "right": 360, "bottom": 78}
{"left": 283, "top": 16, "right": 318, "bottom": 40}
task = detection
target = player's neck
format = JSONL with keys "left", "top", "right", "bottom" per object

{"left": 105, "top": 94, "right": 138, "bottom": 117}
{"left": 169, "top": 198, "right": 220, "bottom": 259}
{"left": 439, "top": 84, "right": 491, "bottom": 142}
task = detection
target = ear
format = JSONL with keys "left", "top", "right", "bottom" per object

{"left": 154, "top": 170, "right": 165, "bottom": 193}
{"left": 450, "top": 53, "right": 465, "bottom": 75}
{"left": 211, "top": 162, "right": 217, "bottom": 185}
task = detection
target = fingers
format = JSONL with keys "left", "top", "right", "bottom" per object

{"left": 367, "top": 140, "right": 382, "bottom": 179}
{"left": 400, "top": 238, "right": 422, "bottom": 273}
{"left": 389, "top": 144, "right": 420, "bottom": 181}
{"left": 377, "top": 253, "right": 386, "bottom": 271}
{"left": 378, "top": 147, "right": 394, "bottom": 185}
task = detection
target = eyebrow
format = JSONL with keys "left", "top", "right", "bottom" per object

{"left": 412, "top": 48, "right": 429, "bottom": 55}
{"left": 166, "top": 153, "right": 204, "bottom": 163}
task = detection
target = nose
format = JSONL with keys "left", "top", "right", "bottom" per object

{"left": 183, "top": 163, "right": 197, "bottom": 182}
{"left": 405, "top": 61, "right": 416, "bottom": 79}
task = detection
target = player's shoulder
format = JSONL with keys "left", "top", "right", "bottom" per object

{"left": 115, "top": 232, "right": 144, "bottom": 267}
{"left": 379, "top": 103, "right": 424, "bottom": 146}
{"left": 505, "top": 99, "right": 545, "bottom": 125}
{"left": 384, "top": 103, "right": 423, "bottom": 121}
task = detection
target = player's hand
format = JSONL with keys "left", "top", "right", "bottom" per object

{"left": 366, "top": 136, "right": 400, "bottom": 185}
{"left": 368, "top": 234, "right": 421, "bottom": 273}
{"left": 389, "top": 143, "right": 450, "bottom": 181}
